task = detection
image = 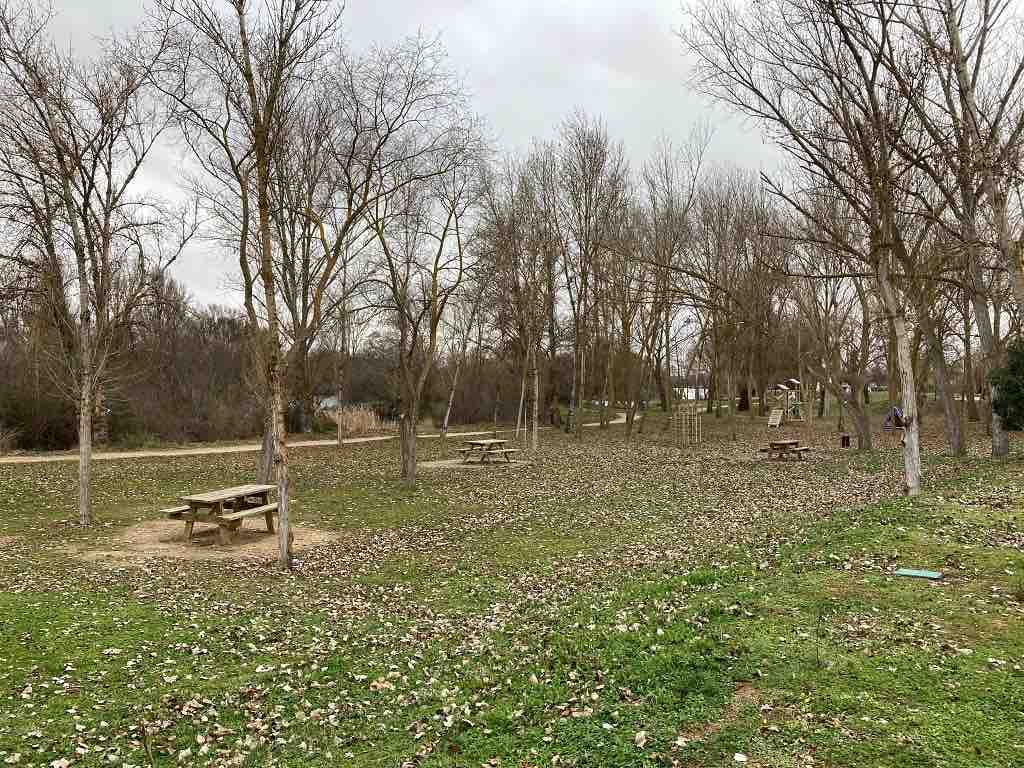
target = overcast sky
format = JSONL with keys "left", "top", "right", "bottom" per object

{"left": 51, "top": 0, "right": 779, "bottom": 307}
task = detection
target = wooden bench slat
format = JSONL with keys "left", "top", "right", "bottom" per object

{"left": 162, "top": 505, "right": 191, "bottom": 519}
{"left": 220, "top": 502, "right": 278, "bottom": 523}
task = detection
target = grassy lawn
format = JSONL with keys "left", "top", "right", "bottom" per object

{"left": 0, "top": 417, "right": 1021, "bottom": 767}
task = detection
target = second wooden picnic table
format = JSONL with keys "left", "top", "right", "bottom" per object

{"left": 458, "top": 438, "right": 519, "bottom": 464}
{"left": 761, "top": 439, "right": 810, "bottom": 461}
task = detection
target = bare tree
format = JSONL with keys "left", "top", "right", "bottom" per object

{"left": 366, "top": 154, "right": 480, "bottom": 486}
{"left": 557, "top": 111, "right": 629, "bottom": 437}
{"left": 478, "top": 156, "right": 552, "bottom": 450}
{"left": 152, "top": 0, "right": 341, "bottom": 568}
{"left": 438, "top": 280, "right": 485, "bottom": 439}
{"left": 0, "top": 1, "right": 193, "bottom": 523}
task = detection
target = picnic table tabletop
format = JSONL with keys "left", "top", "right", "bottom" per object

{"left": 180, "top": 483, "right": 276, "bottom": 505}
{"left": 769, "top": 439, "right": 799, "bottom": 448}
{"left": 463, "top": 438, "right": 507, "bottom": 446}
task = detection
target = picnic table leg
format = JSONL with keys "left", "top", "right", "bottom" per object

{"left": 214, "top": 501, "right": 230, "bottom": 545}
{"left": 217, "top": 524, "right": 232, "bottom": 546}
{"left": 184, "top": 520, "right": 194, "bottom": 541}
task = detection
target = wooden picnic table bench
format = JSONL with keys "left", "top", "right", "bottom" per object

{"left": 165, "top": 483, "right": 278, "bottom": 545}
{"left": 759, "top": 440, "right": 811, "bottom": 461}
{"left": 460, "top": 438, "right": 519, "bottom": 464}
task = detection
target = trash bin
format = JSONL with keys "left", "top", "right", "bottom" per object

{"left": 840, "top": 433, "right": 851, "bottom": 448}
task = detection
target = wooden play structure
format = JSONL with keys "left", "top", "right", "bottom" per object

{"left": 767, "top": 379, "right": 804, "bottom": 424}
{"left": 668, "top": 403, "right": 703, "bottom": 448}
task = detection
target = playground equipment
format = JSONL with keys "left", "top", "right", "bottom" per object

{"left": 668, "top": 403, "right": 703, "bottom": 448}
{"left": 768, "top": 379, "right": 804, "bottom": 422}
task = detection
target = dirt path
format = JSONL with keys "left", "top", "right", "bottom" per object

{"left": 0, "top": 413, "right": 626, "bottom": 466}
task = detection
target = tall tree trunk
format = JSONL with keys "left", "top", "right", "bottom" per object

{"left": 92, "top": 386, "right": 109, "bottom": 447}
{"left": 968, "top": 276, "right": 1009, "bottom": 457}
{"left": 745, "top": 367, "right": 755, "bottom": 420}
{"left": 654, "top": 348, "right": 669, "bottom": 412}
{"left": 570, "top": 319, "right": 580, "bottom": 437}
{"left": 531, "top": 344, "right": 540, "bottom": 451}
{"left": 442, "top": 357, "right": 462, "bottom": 438}
{"left": 662, "top": 308, "right": 674, "bottom": 415}
{"left": 256, "top": 149, "right": 290, "bottom": 569}
{"left": 78, "top": 374, "right": 92, "bottom": 526}
{"left": 575, "top": 325, "right": 586, "bottom": 440}
{"left": 887, "top": 321, "right": 900, "bottom": 407}
{"left": 515, "top": 360, "right": 527, "bottom": 441}
{"left": 399, "top": 406, "right": 417, "bottom": 487}
{"left": 848, "top": 398, "right": 872, "bottom": 450}
{"left": 963, "top": 300, "right": 979, "bottom": 421}
{"left": 924, "top": 322, "right": 962, "bottom": 455}
{"left": 298, "top": 342, "right": 314, "bottom": 433}
{"left": 600, "top": 334, "right": 613, "bottom": 429}
{"left": 270, "top": 366, "right": 290, "bottom": 566}
{"left": 257, "top": 413, "right": 275, "bottom": 485}
{"left": 877, "top": 262, "right": 922, "bottom": 495}
{"left": 336, "top": 334, "right": 350, "bottom": 448}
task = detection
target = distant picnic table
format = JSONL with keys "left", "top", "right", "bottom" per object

{"left": 760, "top": 439, "right": 811, "bottom": 461}
{"left": 163, "top": 483, "right": 278, "bottom": 545}
{"left": 458, "top": 438, "right": 520, "bottom": 464}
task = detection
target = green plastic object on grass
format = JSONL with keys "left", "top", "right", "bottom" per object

{"left": 895, "top": 568, "right": 943, "bottom": 580}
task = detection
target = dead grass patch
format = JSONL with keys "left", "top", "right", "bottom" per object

{"left": 676, "top": 682, "right": 761, "bottom": 745}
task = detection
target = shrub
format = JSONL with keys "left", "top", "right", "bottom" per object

{"left": 330, "top": 404, "right": 395, "bottom": 436}
{"left": 989, "top": 339, "right": 1024, "bottom": 430}
{"left": 0, "top": 425, "right": 18, "bottom": 455}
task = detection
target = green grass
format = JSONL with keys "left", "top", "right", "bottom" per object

{"left": 0, "top": 422, "right": 1022, "bottom": 766}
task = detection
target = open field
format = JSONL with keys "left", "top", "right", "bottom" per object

{"left": 0, "top": 417, "right": 1022, "bottom": 767}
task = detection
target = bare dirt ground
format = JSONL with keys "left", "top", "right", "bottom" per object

{"left": 417, "top": 458, "right": 532, "bottom": 470}
{"left": 676, "top": 682, "right": 762, "bottom": 746}
{"left": 72, "top": 518, "right": 340, "bottom": 565}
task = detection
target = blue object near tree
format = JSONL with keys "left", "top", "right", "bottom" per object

{"left": 895, "top": 568, "right": 943, "bottom": 580}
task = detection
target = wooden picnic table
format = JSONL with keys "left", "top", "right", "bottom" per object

{"left": 761, "top": 439, "right": 810, "bottom": 461}
{"left": 458, "top": 438, "right": 520, "bottom": 464}
{"left": 165, "top": 483, "right": 278, "bottom": 545}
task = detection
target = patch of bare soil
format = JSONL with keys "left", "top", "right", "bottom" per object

{"left": 75, "top": 518, "right": 340, "bottom": 565}
{"left": 418, "top": 458, "right": 532, "bottom": 470}
{"left": 675, "top": 682, "right": 761, "bottom": 746}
